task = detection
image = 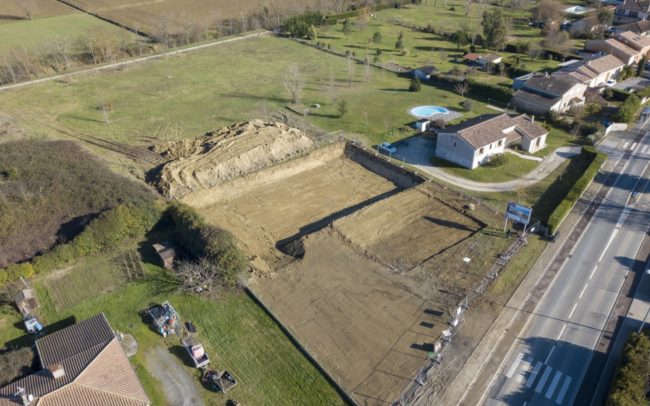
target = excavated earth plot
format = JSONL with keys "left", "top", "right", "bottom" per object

{"left": 154, "top": 121, "right": 500, "bottom": 405}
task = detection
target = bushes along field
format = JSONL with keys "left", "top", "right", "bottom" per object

{"left": 546, "top": 146, "right": 607, "bottom": 235}
{"left": 607, "top": 332, "right": 650, "bottom": 406}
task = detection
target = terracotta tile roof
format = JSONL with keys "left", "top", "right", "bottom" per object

{"left": 463, "top": 53, "right": 481, "bottom": 60}
{"left": 583, "top": 54, "right": 626, "bottom": 74}
{"left": 617, "top": 30, "right": 650, "bottom": 50}
{"left": 616, "top": 20, "right": 650, "bottom": 34}
{"left": 555, "top": 54, "right": 625, "bottom": 83}
{"left": 618, "top": 0, "right": 650, "bottom": 12}
{"left": 602, "top": 37, "right": 641, "bottom": 58}
{"left": 524, "top": 75, "right": 582, "bottom": 97}
{"left": 0, "top": 315, "right": 149, "bottom": 406}
{"left": 442, "top": 113, "right": 547, "bottom": 149}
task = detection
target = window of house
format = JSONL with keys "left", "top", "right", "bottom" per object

{"left": 631, "top": 11, "right": 639, "bottom": 18}
{"left": 479, "top": 147, "right": 485, "bottom": 154}
{"left": 498, "top": 140, "right": 503, "bottom": 146}
{"left": 453, "top": 142, "right": 456, "bottom": 147}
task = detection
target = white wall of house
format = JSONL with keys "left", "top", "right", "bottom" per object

{"left": 522, "top": 134, "right": 547, "bottom": 153}
{"left": 436, "top": 133, "right": 507, "bottom": 169}
{"left": 556, "top": 83, "right": 588, "bottom": 112}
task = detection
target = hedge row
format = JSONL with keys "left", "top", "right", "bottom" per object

{"left": 547, "top": 147, "right": 607, "bottom": 235}
{"left": 428, "top": 72, "right": 514, "bottom": 103}
{"left": 607, "top": 332, "right": 650, "bottom": 406}
{"left": 0, "top": 202, "right": 163, "bottom": 288}
{"left": 166, "top": 202, "right": 247, "bottom": 285}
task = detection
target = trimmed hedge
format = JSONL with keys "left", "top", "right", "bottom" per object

{"left": 0, "top": 201, "right": 163, "bottom": 288}
{"left": 607, "top": 332, "right": 650, "bottom": 406}
{"left": 428, "top": 73, "right": 514, "bottom": 103}
{"left": 547, "top": 147, "right": 607, "bottom": 235}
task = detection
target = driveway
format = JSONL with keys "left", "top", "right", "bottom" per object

{"left": 144, "top": 346, "right": 205, "bottom": 406}
{"left": 612, "top": 76, "right": 650, "bottom": 92}
{"left": 391, "top": 136, "right": 581, "bottom": 192}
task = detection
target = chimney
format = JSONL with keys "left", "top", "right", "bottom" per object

{"left": 49, "top": 364, "right": 65, "bottom": 380}
{"left": 544, "top": 71, "right": 549, "bottom": 78}
{"left": 531, "top": 115, "right": 535, "bottom": 122}
{"left": 14, "top": 387, "right": 33, "bottom": 406}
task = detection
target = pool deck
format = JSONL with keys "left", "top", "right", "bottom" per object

{"left": 409, "top": 109, "right": 463, "bottom": 124}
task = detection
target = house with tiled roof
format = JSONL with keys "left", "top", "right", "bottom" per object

{"left": 614, "top": 0, "right": 650, "bottom": 24}
{"left": 613, "top": 19, "right": 650, "bottom": 36}
{"left": 554, "top": 54, "right": 626, "bottom": 87}
{"left": 586, "top": 31, "right": 650, "bottom": 64}
{"left": 435, "top": 113, "right": 548, "bottom": 169}
{"left": 0, "top": 314, "right": 149, "bottom": 406}
{"left": 511, "top": 74, "right": 587, "bottom": 116}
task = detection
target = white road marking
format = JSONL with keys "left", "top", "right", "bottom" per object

{"left": 579, "top": 283, "right": 588, "bottom": 299}
{"left": 557, "top": 324, "right": 567, "bottom": 340}
{"left": 506, "top": 352, "right": 524, "bottom": 379}
{"left": 599, "top": 229, "right": 620, "bottom": 260}
{"left": 631, "top": 142, "right": 638, "bottom": 150}
{"left": 623, "top": 141, "right": 630, "bottom": 149}
{"left": 642, "top": 144, "right": 649, "bottom": 154}
{"left": 516, "top": 356, "right": 533, "bottom": 383}
{"left": 546, "top": 370, "right": 563, "bottom": 399}
{"left": 568, "top": 303, "right": 578, "bottom": 319}
{"left": 589, "top": 265, "right": 598, "bottom": 280}
{"left": 555, "top": 376, "right": 572, "bottom": 404}
{"left": 535, "top": 366, "right": 553, "bottom": 394}
{"left": 525, "top": 361, "right": 543, "bottom": 388}
{"left": 545, "top": 346, "right": 556, "bottom": 364}
{"left": 616, "top": 208, "right": 631, "bottom": 229}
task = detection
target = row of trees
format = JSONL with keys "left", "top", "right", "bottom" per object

{"left": 607, "top": 332, "right": 650, "bottom": 405}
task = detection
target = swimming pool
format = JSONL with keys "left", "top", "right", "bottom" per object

{"left": 409, "top": 105, "right": 449, "bottom": 118}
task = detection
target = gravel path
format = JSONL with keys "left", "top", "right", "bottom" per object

{"left": 144, "top": 346, "right": 205, "bottom": 406}
{"left": 392, "top": 136, "right": 581, "bottom": 192}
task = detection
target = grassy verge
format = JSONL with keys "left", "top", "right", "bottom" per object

{"left": 431, "top": 152, "right": 539, "bottom": 183}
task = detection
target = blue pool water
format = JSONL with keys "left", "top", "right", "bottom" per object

{"left": 409, "top": 105, "right": 449, "bottom": 118}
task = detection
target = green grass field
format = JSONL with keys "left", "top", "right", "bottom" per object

{"left": 431, "top": 151, "right": 539, "bottom": 182}
{"left": 313, "top": 0, "right": 566, "bottom": 75}
{"left": 0, "top": 13, "right": 136, "bottom": 55}
{"left": 0, "top": 36, "right": 491, "bottom": 150}
{"left": 0, "top": 256, "right": 347, "bottom": 405}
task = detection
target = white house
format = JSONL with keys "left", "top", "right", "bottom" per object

{"left": 435, "top": 113, "right": 548, "bottom": 169}
{"left": 512, "top": 74, "right": 588, "bottom": 116}
{"left": 553, "top": 54, "right": 626, "bottom": 87}
{"left": 615, "top": 0, "right": 650, "bottom": 24}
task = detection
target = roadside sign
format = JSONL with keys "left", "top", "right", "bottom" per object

{"left": 506, "top": 202, "right": 532, "bottom": 225}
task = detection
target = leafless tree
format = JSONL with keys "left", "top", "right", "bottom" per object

{"left": 96, "top": 93, "right": 112, "bottom": 125}
{"left": 175, "top": 258, "right": 224, "bottom": 296}
{"left": 347, "top": 54, "right": 355, "bottom": 87}
{"left": 283, "top": 64, "right": 305, "bottom": 104}
{"left": 454, "top": 81, "right": 470, "bottom": 100}
{"left": 532, "top": 0, "right": 563, "bottom": 23}
{"left": 153, "top": 13, "right": 175, "bottom": 48}
{"left": 18, "top": 0, "right": 35, "bottom": 20}
{"left": 364, "top": 56, "right": 371, "bottom": 82}
{"left": 47, "top": 36, "right": 72, "bottom": 71}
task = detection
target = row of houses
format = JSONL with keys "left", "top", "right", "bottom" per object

{"left": 510, "top": 30, "right": 650, "bottom": 116}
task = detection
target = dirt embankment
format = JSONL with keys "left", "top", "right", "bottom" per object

{"left": 152, "top": 120, "right": 315, "bottom": 199}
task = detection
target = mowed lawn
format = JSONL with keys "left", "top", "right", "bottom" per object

{"left": 313, "top": 0, "right": 565, "bottom": 75}
{"left": 0, "top": 13, "right": 137, "bottom": 55}
{"left": 0, "top": 256, "right": 346, "bottom": 406}
{"left": 0, "top": 0, "right": 75, "bottom": 23}
{"left": 431, "top": 152, "right": 539, "bottom": 183}
{"left": 0, "top": 36, "right": 491, "bottom": 148}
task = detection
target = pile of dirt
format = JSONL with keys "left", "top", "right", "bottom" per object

{"left": 152, "top": 120, "right": 315, "bottom": 199}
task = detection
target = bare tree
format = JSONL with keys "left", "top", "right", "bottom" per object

{"left": 454, "top": 81, "right": 470, "bottom": 100}
{"left": 48, "top": 36, "right": 72, "bottom": 71}
{"left": 364, "top": 56, "right": 371, "bottom": 82}
{"left": 283, "top": 64, "right": 305, "bottom": 104}
{"left": 96, "top": 93, "right": 112, "bottom": 125}
{"left": 153, "top": 13, "right": 174, "bottom": 48}
{"left": 18, "top": 0, "right": 35, "bottom": 20}
{"left": 347, "top": 54, "right": 355, "bottom": 87}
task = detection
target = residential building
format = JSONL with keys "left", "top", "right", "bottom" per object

{"left": 614, "top": 0, "right": 650, "bottom": 24}
{"left": 435, "top": 113, "right": 548, "bottom": 169}
{"left": 612, "top": 19, "right": 650, "bottom": 35}
{"left": 512, "top": 74, "right": 587, "bottom": 115}
{"left": 553, "top": 54, "right": 626, "bottom": 87}
{"left": 586, "top": 31, "right": 650, "bottom": 64}
{"left": 0, "top": 314, "right": 150, "bottom": 406}
{"left": 413, "top": 66, "right": 438, "bottom": 81}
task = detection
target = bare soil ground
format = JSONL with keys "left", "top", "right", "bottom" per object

{"left": 0, "top": 0, "right": 75, "bottom": 23}
{"left": 154, "top": 123, "right": 507, "bottom": 405}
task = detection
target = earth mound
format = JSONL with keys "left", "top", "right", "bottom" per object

{"left": 152, "top": 120, "right": 315, "bottom": 199}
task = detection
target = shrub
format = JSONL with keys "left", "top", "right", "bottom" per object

{"left": 409, "top": 77, "right": 421, "bottom": 92}
{"left": 372, "top": 31, "right": 382, "bottom": 43}
{"left": 547, "top": 147, "right": 606, "bottom": 234}
{"left": 283, "top": 12, "right": 323, "bottom": 38}
{"left": 484, "top": 153, "right": 506, "bottom": 167}
{"left": 607, "top": 332, "right": 650, "bottom": 405}
{"left": 428, "top": 72, "right": 514, "bottom": 102}
{"left": 613, "top": 94, "right": 641, "bottom": 123}
{"left": 461, "top": 99, "right": 473, "bottom": 111}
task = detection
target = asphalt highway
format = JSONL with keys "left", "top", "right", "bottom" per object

{"left": 484, "top": 129, "right": 650, "bottom": 406}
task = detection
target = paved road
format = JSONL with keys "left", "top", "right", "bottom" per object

{"left": 483, "top": 130, "right": 650, "bottom": 405}
{"left": 391, "top": 136, "right": 581, "bottom": 192}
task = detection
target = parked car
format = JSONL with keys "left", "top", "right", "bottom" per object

{"left": 24, "top": 315, "right": 44, "bottom": 335}
{"left": 604, "top": 79, "right": 616, "bottom": 87}
{"left": 378, "top": 142, "right": 396, "bottom": 155}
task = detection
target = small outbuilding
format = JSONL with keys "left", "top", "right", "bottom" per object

{"left": 14, "top": 289, "right": 39, "bottom": 316}
{"left": 153, "top": 242, "right": 176, "bottom": 269}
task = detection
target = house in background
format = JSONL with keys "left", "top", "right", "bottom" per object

{"left": 612, "top": 19, "right": 650, "bottom": 35}
{"left": 435, "top": 113, "right": 548, "bottom": 169}
{"left": 553, "top": 54, "right": 626, "bottom": 87}
{"left": 512, "top": 74, "right": 587, "bottom": 115}
{"left": 413, "top": 66, "right": 438, "bottom": 81}
{"left": 614, "top": 0, "right": 650, "bottom": 24}
{"left": 463, "top": 53, "right": 502, "bottom": 70}
{"left": 0, "top": 314, "right": 150, "bottom": 406}
{"left": 586, "top": 31, "right": 650, "bottom": 64}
